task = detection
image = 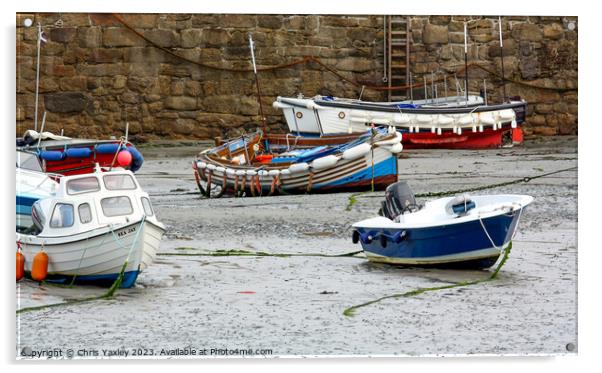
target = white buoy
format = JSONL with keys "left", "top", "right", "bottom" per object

{"left": 479, "top": 125, "right": 484, "bottom": 132}
{"left": 452, "top": 126, "right": 457, "bottom": 134}
{"left": 409, "top": 126, "right": 414, "bottom": 133}
{"left": 511, "top": 119, "right": 517, "bottom": 129}
{"left": 431, "top": 126, "right": 436, "bottom": 133}
{"left": 457, "top": 127, "right": 463, "bottom": 135}
{"left": 415, "top": 126, "right": 420, "bottom": 133}
{"left": 472, "top": 125, "right": 477, "bottom": 133}
{"left": 437, "top": 127, "right": 442, "bottom": 135}
{"left": 23, "top": 18, "right": 33, "bottom": 27}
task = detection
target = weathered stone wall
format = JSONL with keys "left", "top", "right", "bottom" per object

{"left": 16, "top": 13, "right": 577, "bottom": 140}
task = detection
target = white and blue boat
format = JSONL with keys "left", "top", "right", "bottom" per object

{"left": 17, "top": 166, "right": 165, "bottom": 288}
{"left": 351, "top": 182, "right": 533, "bottom": 268}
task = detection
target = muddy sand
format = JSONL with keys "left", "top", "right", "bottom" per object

{"left": 16, "top": 136, "right": 577, "bottom": 357}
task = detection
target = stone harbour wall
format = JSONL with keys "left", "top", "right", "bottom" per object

{"left": 16, "top": 13, "right": 578, "bottom": 140}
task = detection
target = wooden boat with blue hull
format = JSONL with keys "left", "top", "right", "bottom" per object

{"left": 351, "top": 182, "right": 533, "bottom": 269}
{"left": 193, "top": 128, "right": 403, "bottom": 198}
{"left": 16, "top": 166, "right": 165, "bottom": 288}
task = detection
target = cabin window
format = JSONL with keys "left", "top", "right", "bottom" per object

{"left": 141, "top": 197, "right": 154, "bottom": 216}
{"left": 49, "top": 203, "right": 74, "bottom": 228}
{"left": 101, "top": 196, "right": 133, "bottom": 217}
{"left": 78, "top": 203, "right": 93, "bottom": 224}
{"left": 103, "top": 174, "right": 136, "bottom": 190}
{"left": 67, "top": 177, "right": 100, "bottom": 195}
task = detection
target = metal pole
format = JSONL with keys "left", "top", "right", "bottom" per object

{"left": 249, "top": 34, "right": 267, "bottom": 133}
{"left": 409, "top": 72, "right": 413, "bottom": 103}
{"left": 423, "top": 76, "right": 427, "bottom": 101}
{"left": 444, "top": 75, "right": 448, "bottom": 102}
{"left": 34, "top": 23, "right": 43, "bottom": 132}
{"left": 483, "top": 79, "right": 488, "bottom": 105}
{"left": 464, "top": 22, "right": 469, "bottom": 106}
{"left": 499, "top": 16, "right": 507, "bottom": 103}
{"left": 431, "top": 72, "right": 435, "bottom": 103}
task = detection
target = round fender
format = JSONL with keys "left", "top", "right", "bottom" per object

{"left": 268, "top": 169, "right": 280, "bottom": 177}
{"left": 215, "top": 166, "right": 226, "bottom": 174}
{"left": 258, "top": 170, "right": 269, "bottom": 177}
{"left": 437, "top": 115, "right": 454, "bottom": 126}
{"left": 65, "top": 147, "right": 92, "bottom": 158}
{"left": 393, "top": 113, "right": 410, "bottom": 124}
{"left": 342, "top": 143, "right": 371, "bottom": 161}
{"left": 226, "top": 168, "right": 236, "bottom": 176}
{"left": 416, "top": 114, "right": 432, "bottom": 124}
{"left": 387, "top": 143, "right": 403, "bottom": 154}
{"left": 288, "top": 162, "right": 309, "bottom": 174}
{"left": 206, "top": 163, "right": 217, "bottom": 171}
{"left": 39, "top": 150, "right": 66, "bottom": 161}
{"left": 380, "top": 234, "right": 387, "bottom": 248}
{"left": 310, "top": 155, "right": 339, "bottom": 171}
{"left": 352, "top": 231, "right": 360, "bottom": 244}
{"left": 480, "top": 113, "right": 496, "bottom": 125}
{"left": 458, "top": 115, "right": 474, "bottom": 126}
{"left": 280, "top": 169, "right": 291, "bottom": 177}
{"left": 235, "top": 170, "right": 247, "bottom": 176}
{"left": 198, "top": 161, "right": 207, "bottom": 169}
{"left": 246, "top": 169, "right": 257, "bottom": 176}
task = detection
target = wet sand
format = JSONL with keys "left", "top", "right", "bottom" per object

{"left": 16, "top": 136, "right": 577, "bottom": 357}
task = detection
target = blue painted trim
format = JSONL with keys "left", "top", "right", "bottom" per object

{"left": 42, "top": 270, "right": 140, "bottom": 288}
{"left": 315, "top": 155, "right": 397, "bottom": 188}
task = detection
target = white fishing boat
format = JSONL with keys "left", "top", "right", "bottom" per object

{"left": 16, "top": 166, "right": 165, "bottom": 288}
{"left": 273, "top": 95, "right": 527, "bottom": 137}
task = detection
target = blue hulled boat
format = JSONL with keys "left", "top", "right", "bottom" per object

{"left": 351, "top": 182, "right": 533, "bottom": 269}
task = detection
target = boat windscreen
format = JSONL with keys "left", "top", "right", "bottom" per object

{"left": 16, "top": 151, "right": 43, "bottom": 172}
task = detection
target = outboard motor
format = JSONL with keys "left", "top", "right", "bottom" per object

{"left": 379, "top": 181, "right": 419, "bottom": 220}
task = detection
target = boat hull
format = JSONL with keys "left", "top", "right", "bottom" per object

{"left": 195, "top": 146, "right": 399, "bottom": 196}
{"left": 276, "top": 96, "right": 527, "bottom": 149}
{"left": 17, "top": 219, "right": 164, "bottom": 288}
{"left": 355, "top": 211, "right": 522, "bottom": 269}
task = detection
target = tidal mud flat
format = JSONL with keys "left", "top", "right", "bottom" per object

{"left": 16, "top": 136, "right": 577, "bottom": 357}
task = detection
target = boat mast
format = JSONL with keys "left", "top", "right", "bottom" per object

{"left": 248, "top": 34, "right": 267, "bottom": 134}
{"left": 499, "top": 16, "right": 507, "bottom": 103}
{"left": 464, "top": 22, "right": 469, "bottom": 106}
{"left": 34, "top": 23, "right": 45, "bottom": 132}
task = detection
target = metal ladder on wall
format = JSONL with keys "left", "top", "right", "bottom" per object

{"left": 385, "top": 15, "right": 411, "bottom": 102}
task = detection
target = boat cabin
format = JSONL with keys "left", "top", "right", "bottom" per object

{"left": 30, "top": 167, "right": 156, "bottom": 237}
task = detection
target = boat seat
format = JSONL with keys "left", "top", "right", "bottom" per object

{"left": 445, "top": 194, "right": 476, "bottom": 216}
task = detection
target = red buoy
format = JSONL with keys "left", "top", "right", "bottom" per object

{"left": 117, "top": 150, "right": 132, "bottom": 167}
{"left": 31, "top": 251, "right": 49, "bottom": 282}
{"left": 16, "top": 250, "right": 25, "bottom": 281}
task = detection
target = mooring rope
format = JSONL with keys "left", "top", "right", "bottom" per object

{"left": 346, "top": 166, "right": 576, "bottom": 210}
{"left": 343, "top": 242, "right": 513, "bottom": 317}
{"left": 157, "top": 248, "right": 364, "bottom": 259}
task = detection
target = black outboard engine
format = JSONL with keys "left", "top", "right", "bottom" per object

{"left": 379, "top": 181, "right": 420, "bottom": 220}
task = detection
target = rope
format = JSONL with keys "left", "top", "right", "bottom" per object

{"left": 111, "top": 13, "right": 576, "bottom": 94}
{"left": 343, "top": 242, "right": 514, "bottom": 317}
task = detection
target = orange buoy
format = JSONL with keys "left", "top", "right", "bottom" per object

{"left": 16, "top": 250, "right": 25, "bottom": 281}
{"left": 31, "top": 250, "right": 49, "bottom": 282}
